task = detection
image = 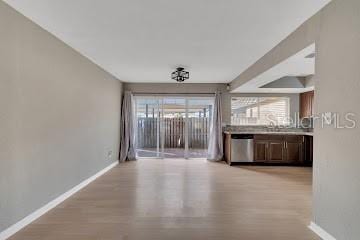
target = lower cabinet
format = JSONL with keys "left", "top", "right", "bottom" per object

{"left": 268, "top": 141, "right": 285, "bottom": 163}
{"left": 303, "top": 135, "right": 313, "bottom": 165}
{"left": 254, "top": 141, "right": 268, "bottom": 162}
{"left": 285, "top": 143, "right": 304, "bottom": 164}
{"left": 254, "top": 135, "right": 304, "bottom": 164}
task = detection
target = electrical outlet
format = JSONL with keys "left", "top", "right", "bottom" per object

{"left": 107, "top": 150, "right": 113, "bottom": 160}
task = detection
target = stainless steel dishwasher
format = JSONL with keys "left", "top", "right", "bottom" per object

{"left": 230, "top": 134, "right": 254, "bottom": 163}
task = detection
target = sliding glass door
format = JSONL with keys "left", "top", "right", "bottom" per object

{"left": 187, "top": 99, "right": 213, "bottom": 158}
{"left": 162, "top": 97, "right": 186, "bottom": 158}
{"left": 135, "top": 97, "right": 161, "bottom": 158}
{"left": 135, "top": 96, "right": 214, "bottom": 159}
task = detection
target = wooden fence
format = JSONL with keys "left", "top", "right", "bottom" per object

{"left": 137, "top": 117, "right": 209, "bottom": 149}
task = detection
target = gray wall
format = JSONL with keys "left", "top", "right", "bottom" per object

{"left": 229, "top": 0, "right": 360, "bottom": 238}
{"left": 124, "top": 83, "right": 299, "bottom": 125}
{"left": 313, "top": 1, "right": 360, "bottom": 239}
{"left": 0, "top": 1, "right": 122, "bottom": 232}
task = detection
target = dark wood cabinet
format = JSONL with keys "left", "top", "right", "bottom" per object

{"left": 254, "top": 141, "right": 268, "bottom": 162}
{"left": 303, "top": 135, "right": 313, "bottom": 165}
{"left": 284, "top": 135, "right": 304, "bottom": 163}
{"left": 254, "top": 135, "right": 304, "bottom": 164}
{"left": 285, "top": 142, "right": 303, "bottom": 163}
{"left": 268, "top": 141, "right": 284, "bottom": 163}
{"left": 300, "top": 91, "right": 314, "bottom": 119}
{"left": 224, "top": 133, "right": 311, "bottom": 166}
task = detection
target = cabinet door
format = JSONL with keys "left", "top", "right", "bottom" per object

{"left": 309, "top": 91, "right": 314, "bottom": 116}
{"left": 300, "top": 91, "right": 314, "bottom": 119}
{"left": 300, "top": 93, "right": 307, "bottom": 119}
{"left": 254, "top": 141, "right": 268, "bottom": 162}
{"left": 267, "top": 141, "right": 285, "bottom": 163}
{"left": 303, "top": 136, "right": 313, "bottom": 164}
{"left": 285, "top": 142, "right": 303, "bottom": 163}
{"left": 308, "top": 136, "right": 313, "bottom": 162}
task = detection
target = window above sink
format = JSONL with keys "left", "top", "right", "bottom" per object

{"left": 231, "top": 97, "right": 290, "bottom": 126}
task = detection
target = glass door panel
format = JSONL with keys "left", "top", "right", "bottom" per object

{"left": 135, "top": 96, "right": 214, "bottom": 159}
{"left": 135, "top": 97, "right": 161, "bottom": 158}
{"left": 187, "top": 98, "right": 214, "bottom": 158}
{"left": 161, "top": 97, "right": 186, "bottom": 158}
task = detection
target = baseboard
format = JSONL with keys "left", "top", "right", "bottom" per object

{"left": 0, "top": 161, "right": 119, "bottom": 240}
{"left": 309, "top": 221, "right": 337, "bottom": 240}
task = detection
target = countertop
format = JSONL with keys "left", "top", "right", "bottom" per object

{"left": 223, "top": 131, "right": 313, "bottom": 136}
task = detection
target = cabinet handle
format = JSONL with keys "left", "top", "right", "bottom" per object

{"left": 266, "top": 144, "right": 268, "bottom": 160}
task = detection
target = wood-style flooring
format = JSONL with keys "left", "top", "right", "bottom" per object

{"left": 10, "top": 159, "right": 318, "bottom": 240}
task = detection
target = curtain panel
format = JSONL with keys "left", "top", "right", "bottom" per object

{"left": 119, "top": 91, "right": 136, "bottom": 162}
{"left": 207, "top": 92, "right": 223, "bottom": 161}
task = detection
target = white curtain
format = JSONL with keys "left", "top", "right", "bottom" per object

{"left": 207, "top": 92, "right": 223, "bottom": 161}
{"left": 119, "top": 91, "right": 136, "bottom": 162}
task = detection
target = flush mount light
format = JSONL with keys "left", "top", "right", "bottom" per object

{"left": 171, "top": 67, "right": 189, "bottom": 82}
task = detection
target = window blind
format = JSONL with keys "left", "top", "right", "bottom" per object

{"left": 231, "top": 97, "right": 290, "bottom": 125}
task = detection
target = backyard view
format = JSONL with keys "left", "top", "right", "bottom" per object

{"left": 135, "top": 97, "right": 214, "bottom": 158}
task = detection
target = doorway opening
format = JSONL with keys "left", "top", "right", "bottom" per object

{"left": 135, "top": 96, "right": 214, "bottom": 159}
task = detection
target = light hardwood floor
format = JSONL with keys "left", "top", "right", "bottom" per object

{"left": 10, "top": 159, "right": 319, "bottom": 240}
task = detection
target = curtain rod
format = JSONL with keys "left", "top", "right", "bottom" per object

{"left": 131, "top": 92, "right": 218, "bottom": 95}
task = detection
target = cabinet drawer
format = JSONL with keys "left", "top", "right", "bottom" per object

{"left": 254, "top": 134, "right": 284, "bottom": 141}
{"left": 285, "top": 135, "right": 303, "bottom": 142}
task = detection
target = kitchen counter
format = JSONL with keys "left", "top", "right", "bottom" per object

{"left": 223, "top": 131, "right": 313, "bottom": 136}
{"left": 223, "top": 130, "right": 314, "bottom": 166}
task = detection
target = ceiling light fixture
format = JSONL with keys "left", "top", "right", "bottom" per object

{"left": 171, "top": 67, "right": 189, "bottom": 82}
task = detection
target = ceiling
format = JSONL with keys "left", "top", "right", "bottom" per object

{"left": 232, "top": 44, "right": 316, "bottom": 93}
{"left": 4, "top": 0, "right": 330, "bottom": 83}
